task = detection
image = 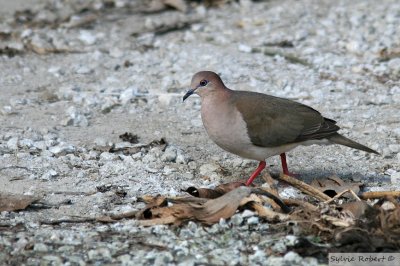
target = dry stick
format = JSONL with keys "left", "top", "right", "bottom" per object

{"left": 360, "top": 191, "right": 400, "bottom": 199}
{"left": 250, "top": 202, "right": 290, "bottom": 222}
{"left": 260, "top": 173, "right": 283, "bottom": 211}
{"left": 283, "top": 198, "right": 318, "bottom": 212}
{"left": 278, "top": 174, "right": 331, "bottom": 202}
{"left": 324, "top": 189, "right": 362, "bottom": 204}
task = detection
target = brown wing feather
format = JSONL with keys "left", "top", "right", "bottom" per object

{"left": 233, "top": 91, "right": 340, "bottom": 147}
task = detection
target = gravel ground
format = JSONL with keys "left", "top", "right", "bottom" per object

{"left": 0, "top": 0, "right": 399, "bottom": 265}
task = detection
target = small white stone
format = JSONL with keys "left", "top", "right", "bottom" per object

{"left": 241, "top": 209, "right": 256, "bottom": 218}
{"left": 283, "top": 251, "right": 302, "bottom": 263}
{"left": 199, "top": 163, "right": 219, "bottom": 176}
{"left": 109, "top": 47, "right": 124, "bottom": 58}
{"left": 391, "top": 172, "right": 400, "bottom": 185}
{"left": 75, "top": 65, "right": 93, "bottom": 74}
{"left": 247, "top": 216, "right": 259, "bottom": 225}
{"left": 100, "top": 152, "right": 118, "bottom": 161}
{"left": 79, "top": 30, "right": 97, "bottom": 45}
{"left": 161, "top": 146, "right": 177, "bottom": 162}
{"left": 119, "top": 87, "right": 136, "bottom": 105}
{"left": 238, "top": 44, "right": 252, "bottom": 53}
{"left": 1, "top": 105, "right": 14, "bottom": 115}
{"left": 7, "top": 137, "right": 19, "bottom": 150}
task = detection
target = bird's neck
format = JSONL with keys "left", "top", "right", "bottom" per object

{"left": 200, "top": 88, "right": 233, "bottom": 126}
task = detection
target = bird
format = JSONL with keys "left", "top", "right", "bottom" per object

{"left": 183, "top": 71, "right": 379, "bottom": 186}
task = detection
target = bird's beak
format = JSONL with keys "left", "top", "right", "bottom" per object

{"left": 183, "top": 88, "right": 196, "bottom": 102}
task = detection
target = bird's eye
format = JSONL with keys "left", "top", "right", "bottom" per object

{"left": 199, "top": 79, "right": 208, "bottom": 87}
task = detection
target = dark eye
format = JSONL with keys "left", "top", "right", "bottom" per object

{"left": 199, "top": 79, "right": 208, "bottom": 87}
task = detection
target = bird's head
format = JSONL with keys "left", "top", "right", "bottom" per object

{"left": 183, "top": 71, "right": 226, "bottom": 101}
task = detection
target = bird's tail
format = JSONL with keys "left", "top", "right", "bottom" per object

{"left": 328, "top": 133, "right": 379, "bottom": 154}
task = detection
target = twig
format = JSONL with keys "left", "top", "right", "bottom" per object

{"left": 360, "top": 191, "right": 400, "bottom": 199}
{"left": 278, "top": 174, "right": 331, "bottom": 202}
{"left": 260, "top": 173, "right": 283, "bottom": 211}
{"left": 324, "top": 189, "right": 361, "bottom": 204}
{"left": 283, "top": 198, "right": 318, "bottom": 212}
{"left": 40, "top": 217, "right": 96, "bottom": 225}
{"left": 250, "top": 202, "right": 290, "bottom": 222}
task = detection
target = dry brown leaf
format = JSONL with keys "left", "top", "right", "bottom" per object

{"left": 340, "top": 201, "right": 371, "bottom": 219}
{"left": 310, "top": 176, "right": 362, "bottom": 198}
{"left": 192, "top": 186, "right": 253, "bottom": 224}
{"left": 184, "top": 181, "right": 244, "bottom": 199}
{"left": 164, "top": 0, "right": 188, "bottom": 12}
{"left": 0, "top": 193, "right": 40, "bottom": 212}
{"left": 321, "top": 214, "right": 354, "bottom": 227}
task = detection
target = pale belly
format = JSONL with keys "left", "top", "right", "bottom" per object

{"left": 201, "top": 104, "right": 299, "bottom": 160}
{"left": 201, "top": 101, "right": 330, "bottom": 161}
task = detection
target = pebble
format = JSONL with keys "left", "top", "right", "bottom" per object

{"left": 176, "top": 150, "right": 188, "bottom": 164}
{"left": 33, "top": 243, "right": 49, "bottom": 252}
{"left": 391, "top": 172, "right": 400, "bottom": 184}
{"left": 161, "top": 146, "right": 177, "bottom": 162}
{"left": 79, "top": 30, "right": 97, "bottom": 45}
{"left": 230, "top": 213, "right": 244, "bottom": 226}
{"left": 283, "top": 251, "right": 303, "bottom": 264}
{"left": 241, "top": 209, "right": 256, "bottom": 218}
{"left": 7, "top": 137, "right": 19, "bottom": 150}
{"left": 199, "top": 163, "right": 219, "bottom": 176}
{"left": 41, "top": 169, "right": 58, "bottom": 180}
{"left": 238, "top": 44, "right": 252, "bottom": 53}
{"left": 1, "top": 105, "right": 14, "bottom": 115}
{"left": 247, "top": 216, "right": 259, "bottom": 225}
{"left": 49, "top": 143, "right": 75, "bottom": 155}
{"left": 119, "top": 87, "right": 136, "bottom": 105}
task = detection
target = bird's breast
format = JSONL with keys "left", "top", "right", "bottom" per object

{"left": 200, "top": 99, "right": 254, "bottom": 156}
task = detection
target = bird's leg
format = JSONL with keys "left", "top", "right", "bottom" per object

{"left": 280, "top": 153, "right": 299, "bottom": 177}
{"left": 245, "top": 161, "right": 266, "bottom": 186}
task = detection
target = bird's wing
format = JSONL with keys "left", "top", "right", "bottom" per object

{"left": 233, "top": 91, "right": 340, "bottom": 147}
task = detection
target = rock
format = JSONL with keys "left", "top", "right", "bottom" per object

{"left": 1, "top": 105, "right": 14, "bottom": 115}
{"left": 188, "top": 161, "right": 197, "bottom": 170}
{"left": 391, "top": 172, "right": 400, "bottom": 184}
{"left": 247, "top": 216, "right": 259, "bottom": 225}
{"left": 176, "top": 150, "right": 188, "bottom": 164}
{"left": 33, "top": 243, "right": 48, "bottom": 252}
{"left": 199, "top": 163, "right": 219, "bottom": 176}
{"left": 161, "top": 146, "right": 177, "bottom": 162}
{"left": 7, "top": 137, "right": 19, "bottom": 150}
{"left": 19, "top": 138, "right": 34, "bottom": 148}
{"left": 79, "top": 30, "right": 97, "bottom": 45}
{"left": 283, "top": 251, "right": 303, "bottom": 264}
{"left": 388, "top": 144, "right": 400, "bottom": 153}
{"left": 241, "top": 209, "right": 256, "bottom": 218}
{"left": 109, "top": 47, "right": 124, "bottom": 58}
{"left": 62, "top": 106, "right": 89, "bottom": 127}
{"left": 41, "top": 169, "right": 58, "bottom": 180}
{"left": 249, "top": 248, "right": 267, "bottom": 264}
{"left": 153, "top": 251, "right": 173, "bottom": 266}
{"left": 238, "top": 44, "right": 252, "bottom": 53}
{"left": 119, "top": 87, "right": 136, "bottom": 105}
{"left": 100, "top": 152, "right": 118, "bottom": 161}
{"left": 48, "top": 143, "right": 75, "bottom": 155}
{"left": 75, "top": 65, "right": 93, "bottom": 74}
{"left": 230, "top": 214, "right": 244, "bottom": 226}
{"left": 88, "top": 248, "right": 112, "bottom": 260}
{"left": 33, "top": 141, "right": 47, "bottom": 150}
{"left": 42, "top": 255, "right": 62, "bottom": 264}
{"left": 285, "top": 235, "right": 298, "bottom": 246}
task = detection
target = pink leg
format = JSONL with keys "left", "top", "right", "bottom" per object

{"left": 280, "top": 153, "right": 298, "bottom": 177}
{"left": 245, "top": 161, "right": 266, "bottom": 186}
